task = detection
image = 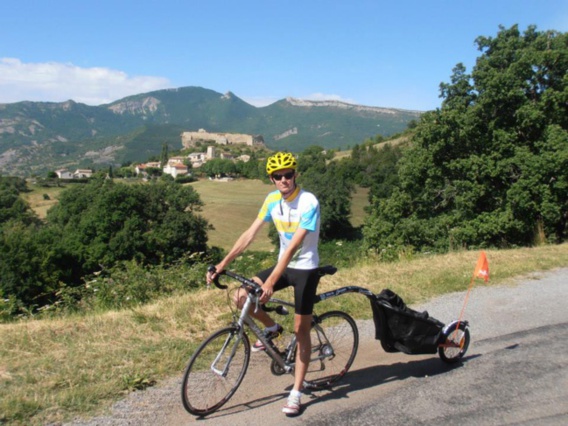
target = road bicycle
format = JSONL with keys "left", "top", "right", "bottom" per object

{"left": 181, "top": 265, "right": 470, "bottom": 417}
{"left": 181, "top": 265, "right": 358, "bottom": 416}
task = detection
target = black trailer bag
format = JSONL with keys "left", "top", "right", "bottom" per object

{"left": 371, "top": 289, "right": 444, "bottom": 355}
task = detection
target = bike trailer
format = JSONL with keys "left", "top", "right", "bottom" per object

{"left": 370, "top": 289, "right": 445, "bottom": 355}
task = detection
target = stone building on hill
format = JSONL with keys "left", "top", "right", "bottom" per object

{"left": 181, "top": 129, "right": 265, "bottom": 149}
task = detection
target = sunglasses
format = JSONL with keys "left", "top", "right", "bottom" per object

{"left": 272, "top": 171, "right": 295, "bottom": 181}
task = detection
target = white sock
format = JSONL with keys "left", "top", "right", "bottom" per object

{"left": 289, "top": 390, "right": 302, "bottom": 401}
{"left": 266, "top": 324, "right": 280, "bottom": 332}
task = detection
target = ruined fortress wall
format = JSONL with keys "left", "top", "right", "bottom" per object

{"left": 181, "top": 130, "right": 264, "bottom": 148}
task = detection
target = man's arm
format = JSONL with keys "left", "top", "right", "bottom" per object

{"left": 213, "top": 217, "right": 266, "bottom": 274}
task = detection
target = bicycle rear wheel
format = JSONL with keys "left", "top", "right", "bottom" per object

{"left": 181, "top": 326, "right": 250, "bottom": 416}
{"left": 304, "top": 310, "right": 359, "bottom": 389}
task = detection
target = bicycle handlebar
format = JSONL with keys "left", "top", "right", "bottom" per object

{"left": 207, "top": 265, "right": 262, "bottom": 294}
{"left": 207, "top": 264, "right": 338, "bottom": 293}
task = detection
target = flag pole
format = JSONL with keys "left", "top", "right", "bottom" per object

{"left": 456, "top": 251, "right": 489, "bottom": 331}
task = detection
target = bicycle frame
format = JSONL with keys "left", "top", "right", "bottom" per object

{"left": 212, "top": 281, "right": 341, "bottom": 380}
{"left": 205, "top": 265, "right": 359, "bottom": 373}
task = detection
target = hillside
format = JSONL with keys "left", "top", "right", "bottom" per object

{"left": 0, "top": 86, "right": 422, "bottom": 177}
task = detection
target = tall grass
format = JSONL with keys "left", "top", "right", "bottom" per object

{"left": 1, "top": 244, "right": 567, "bottom": 425}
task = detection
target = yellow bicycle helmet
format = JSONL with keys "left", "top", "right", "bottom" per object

{"left": 266, "top": 152, "right": 297, "bottom": 175}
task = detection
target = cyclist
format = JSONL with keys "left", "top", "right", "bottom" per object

{"left": 207, "top": 151, "right": 321, "bottom": 416}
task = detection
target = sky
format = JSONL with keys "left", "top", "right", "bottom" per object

{"left": 1, "top": 0, "right": 567, "bottom": 111}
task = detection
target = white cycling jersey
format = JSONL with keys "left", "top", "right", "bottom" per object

{"left": 257, "top": 186, "right": 320, "bottom": 269}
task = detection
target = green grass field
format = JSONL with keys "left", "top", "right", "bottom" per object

{"left": 189, "top": 179, "right": 274, "bottom": 251}
{"left": 190, "top": 179, "right": 370, "bottom": 250}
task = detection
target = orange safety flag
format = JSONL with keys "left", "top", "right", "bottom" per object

{"left": 473, "top": 251, "right": 489, "bottom": 282}
{"left": 456, "top": 251, "right": 490, "bottom": 325}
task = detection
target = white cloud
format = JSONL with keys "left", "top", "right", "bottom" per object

{"left": 0, "top": 58, "right": 171, "bottom": 105}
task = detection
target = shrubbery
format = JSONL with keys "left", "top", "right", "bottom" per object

{"left": 0, "top": 177, "right": 211, "bottom": 318}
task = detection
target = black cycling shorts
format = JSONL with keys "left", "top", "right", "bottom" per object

{"left": 255, "top": 266, "right": 320, "bottom": 315}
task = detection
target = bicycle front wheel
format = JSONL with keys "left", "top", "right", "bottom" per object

{"left": 181, "top": 326, "right": 250, "bottom": 416}
{"left": 304, "top": 310, "right": 359, "bottom": 389}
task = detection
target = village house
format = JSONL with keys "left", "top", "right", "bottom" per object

{"left": 167, "top": 156, "right": 186, "bottom": 165}
{"left": 55, "top": 169, "right": 74, "bottom": 179}
{"left": 163, "top": 158, "right": 189, "bottom": 178}
{"left": 219, "top": 152, "right": 234, "bottom": 160}
{"left": 163, "top": 163, "right": 189, "bottom": 178}
{"left": 74, "top": 169, "right": 93, "bottom": 178}
{"left": 55, "top": 169, "right": 93, "bottom": 179}
{"left": 186, "top": 153, "right": 206, "bottom": 168}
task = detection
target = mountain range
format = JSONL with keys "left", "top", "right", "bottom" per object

{"left": 0, "top": 86, "right": 422, "bottom": 177}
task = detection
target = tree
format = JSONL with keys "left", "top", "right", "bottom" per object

{"left": 160, "top": 142, "right": 169, "bottom": 167}
{"left": 297, "top": 147, "right": 355, "bottom": 240}
{"left": 201, "top": 158, "right": 237, "bottom": 177}
{"left": 47, "top": 178, "right": 210, "bottom": 270}
{"left": 364, "top": 25, "right": 568, "bottom": 253}
{"left": 0, "top": 222, "right": 71, "bottom": 309}
{"left": 0, "top": 177, "right": 39, "bottom": 227}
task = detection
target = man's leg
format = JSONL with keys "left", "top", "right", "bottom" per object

{"left": 282, "top": 313, "right": 312, "bottom": 415}
{"left": 292, "top": 313, "right": 313, "bottom": 391}
{"left": 232, "top": 279, "right": 277, "bottom": 327}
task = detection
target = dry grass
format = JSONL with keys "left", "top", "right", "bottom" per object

{"left": 350, "top": 186, "right": 369, "bottom": 227}
{"left": 21, "top": 185, "right": 65, "bottom": 218}
{"left": 191, "top": 179, "right": 369, "bottom": 250}
{"left": 1, "top": 244, "right": 567, "bottom": 425}
{"left": 331, "top": 135, "right": 412, "bottom": 161}
{"left": 189, "top": 179, "right": 274, "bottom": 251}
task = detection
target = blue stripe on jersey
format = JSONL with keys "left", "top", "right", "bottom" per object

{"left": 258, "top": 190, "right": 282, "bottom": 222}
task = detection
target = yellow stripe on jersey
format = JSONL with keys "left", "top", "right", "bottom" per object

{"left": 273, "top": 218, "right": 299, "bottom": 234}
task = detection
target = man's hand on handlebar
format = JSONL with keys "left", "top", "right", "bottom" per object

{"left": 206, "top": 265, "right": 228, "bottom": 289}
{"left": 259, "top": 282, "right": 275, "bottom": 304}
{"left": 206, "top": 266, "right": 218, "bottom": 285}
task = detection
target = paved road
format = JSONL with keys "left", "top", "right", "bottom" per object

{"left": 70, "top": 268, "right": 568, "bottom": 426}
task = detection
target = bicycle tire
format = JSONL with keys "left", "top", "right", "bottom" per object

{"left": 438, "top": 322, "right": 470, "bottom": 363}
{"left": 181, "top": 326, "right": 250, "bottom": 416}
{"left": 303, "top": 310, "right": 359, "bottom": 389}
